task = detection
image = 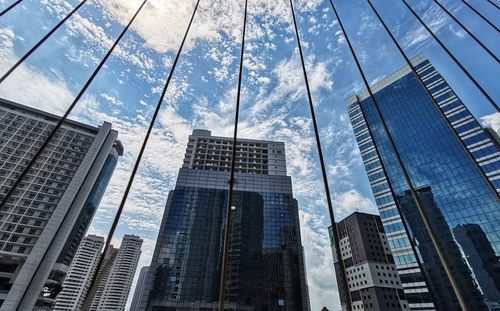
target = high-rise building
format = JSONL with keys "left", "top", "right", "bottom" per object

{"left": 53, "top": 235, "right": 104, "bottom": 311}
{"left": 345, "top": 54, "right": 500, "bottom": 311}
{"left": 139, "top": 129, "right": 310, "bottom": 310}
{"left": 130, "top": 266, "right": 149, "bottom": 311}
{"left": 0, "top": 99, "right": 123, "bottom": 310}
{"left": 88, "top": 234, "right": 142, "bottom": 311}
{"left": 329, "top": 212, "right": 408, "bottom": 311}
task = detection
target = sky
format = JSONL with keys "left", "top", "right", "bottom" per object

{"left": 0, "top": 0, "right": 498, "bottom": 310}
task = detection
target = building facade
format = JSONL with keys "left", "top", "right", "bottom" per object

{"left": 0, "top": 99, "right": 123, "bottom": 310}
{"left": 345, "top": 55, "right": 500, "bottom": 311}
{"left": 88, "top": 234, "right": 142, "bottom": 311}
{"left": 139, "top": 129, "right": 310, "bottom": 310}
{"left": 329, "top": 212, "right": 409, "bottom": 311}
{"left": 130, "top": 266, "right": 150, "bottom": 311}
{"left": 53, "top": 235, "right": 104, "bottom": 311}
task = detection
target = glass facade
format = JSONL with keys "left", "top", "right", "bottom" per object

{"left": 346, "top": 56, "right": 500, "bottom": 311}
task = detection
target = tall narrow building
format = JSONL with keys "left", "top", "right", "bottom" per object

{"left": 329, "top": 212, "right": 409, "bottom": 311}
{"left": 130, "top": 266, "right": 149, "bottom": 311}
{"left": 88, "top": 234, "right": 142, "bottom": 311}
{"left": 345, "top": 54, "right": 500, "bottom": 311}
{"left": 139, "top": 129, "right": 310, "bottom": 310}
{"left": 0, "top": 99, "right": 123, "bottom": 310}
{"left": 53, "top": 235, "right": 104, "bottom": 311}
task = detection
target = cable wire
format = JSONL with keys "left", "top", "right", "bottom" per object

{"left": 218, "top": 0, "right": 248, "bottom": 309}
{"left": 401, "top": 0, "right": 499, "bottom": 111}
{"left": 9, "top": 1, "right": 149, "bottom": 308}
{"left": 0, "top": 0, "right": 22, "bottom": 17}
{"left": 83, "top": 0, "right": 202, "bottom": 307}
{"left": 487, "top": 0, "right": 500, "bottom": 10}
{"left": 329, "top": 0, "right": 469, "bottom": 310}
{"left": 289, "top": 0, "right": 352, "bottom": 310}
{"left": 460, "top": 0, "right": 500, "bottom": 32}
{"left": 432, "top": 0, "right": 498, "bottom": 62}
{"left": 0, "top": 0, "right": 88, "bottom": 84}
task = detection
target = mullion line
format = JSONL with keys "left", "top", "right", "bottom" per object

{"left": 432, "top": 0, "right": 498, "bottom": 62}
{"left": 218, "top": 0, "right": 248, "bottom": 308}
{"left": 0, "top": 0, "right": 22, "bottom": 17}
{"left": 328, "top": 1, "right": 469, "bottom": 310}
{"left": 288, "top": 1, "right": 352, "bottom": 311}
{"left": 0, "top": 0, "right": 148, "bottom": 212}
{"left": 10, "top": 1, "right": 150, "bottom": 308}
{"left": 0, "top": 0, "right": 88, "bottom": 84}
{"left": 460, "top": 0, "right": 500, "bottom": 32}
{"left": 83, "top": 0, "right": 202, "bottom": 304}
{"left": 366, "top": 0, "right": 500, "bottom": 199}
{"left": 401, "top": 0, "right": 499, "bottom": 111}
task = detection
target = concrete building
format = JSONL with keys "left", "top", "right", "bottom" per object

{"left": 139, "top": 129, "right": 310, "bottom": 310}
{"left": 0, "top": 99, "right": 123, "bottom": 310}
{"left": 53, "top": 235, "right": 104, "bottom": 311}
{"left": 130, "top": 266, "right": 149, "bottom": 311}
{"left": 329, "top": 212, "right": 408, "bottom": 311}
{"left": 345, "top": 54, "right": 499, "bottom": 310}
{"left": 88, "top": 234, "right": 142, "bottom": 311}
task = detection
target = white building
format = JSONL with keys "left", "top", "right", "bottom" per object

{"left": 53, "top": 235, "right": 104, "bottom": 311}
{"left": 130, "top": 266, "right": 149, "bottom": 311}
{"left": 0, "top": 99, "right": 122, "bottom": 311}
{"left": 89, "top": 235, "right": 142, "bottom": 311}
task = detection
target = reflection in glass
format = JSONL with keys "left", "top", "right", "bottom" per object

{"left": 140, "top": 129, "right": 310, "bottom": 310}
{"left": 346, "top": 55, "right": 500, "bottom": 310}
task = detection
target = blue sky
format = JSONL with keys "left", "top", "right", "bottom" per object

{"left": 0, "top": 0, "right": 498, "bottom": 309}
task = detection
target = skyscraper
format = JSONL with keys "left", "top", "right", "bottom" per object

{"left": 53, "top": 235, "right": 104, "bottom": 311}
{"left": 345, "top": 54, "right": 500, "bottom": 311}
{"left": 130, "top": 266, "right": 150, "bottom": 311}
{"left": 329, "top": 212, "right": 408, "bottom": 311}
{"left": 139, "top": 129, "right": 310, "bottom": 310}
{"left": 88, "top": 234, "right": 143, "bottom": 311}
{"left": 0, "top": 99, "right": 123, "bottom": 310}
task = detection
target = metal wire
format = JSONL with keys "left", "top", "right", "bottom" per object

{"left": 10, "top": 1, "right": 150, "bottom": 308}
{"left": 83, "top": 0, "right": 202, "bottom": 307}
{"left": 401, "top": 0, "right": 499, "bottom": 111}
{"left": 289, "top": 0, "right": 352, "bottom": 310}
{"left": 460, "top": 0, "right": 500, "bottom": 32}
{"left": 0, "top": 0, "right": 22, "bottom": 17}
{"left": 432, "top": 0, "right": 498, "bottom": 62}
{"left": 329, "top": 0, "right": 469, "bottom": 310}
{"left": 0, "top": 0, "right": 88, "bottom": 84}
{"left": 487, "top": 0, "right": 500, "bottom": 10}
{"left": 218, "top": 0, "right": 248, "bottom": 308}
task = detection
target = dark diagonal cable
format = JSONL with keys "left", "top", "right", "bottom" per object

{"left": 84, "top": 0, "right": 202, "bottom": 305}
{"left": 10, "top": 1, "right": 149, "bottom": 309}
{"left": 402, "top": 0, "right": 499, "bottom": 111}
{"left": 329, "top": 1, "right": 469, "bottom": 310}
{"left": 0, "top": 0, "right": 88, "bottom": 84}
{"left": 460, "top": 0, "right": 500, "bottom": 32}
{"left": 487, "top": 0, "right": 500, "bottom": 10}
{"left": 0, "top": 0, "right": 148, "bottom": 211}
{"left": 218, "top": 0, "right": 248, "bottom": 309}
{"left": 366, "top": 0, "right": 500, "bottom": 198}
{"left": 432, "top": 0, "right": 498, "bottom": 62}
{"left": 289, "top": 1, "right": 352, "bottom": 310}
{"left": 0, "top": 0, "right": 22, "bottom": 17}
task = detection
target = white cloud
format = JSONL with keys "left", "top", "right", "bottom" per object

{"left": 481, "top": 112, "right": 500, "bottom": 132}
{"left": 334, "top": 189, "right": 378, "bottom": 220}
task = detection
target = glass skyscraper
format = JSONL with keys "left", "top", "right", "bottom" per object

{"left": 345, "top": 55, "right": 500, "bottom": 311}
{"left": 139, "top": 129, "right": 310, "bottom": 311}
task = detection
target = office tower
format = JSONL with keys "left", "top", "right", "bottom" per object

{"left": 0, "top": 99, "right": 123, "bottom": 310}
{"left": 329, "top": 212, "right": 408, "bottom": 311}
{"left": 345, "top": 54, "right": 499, "bottom": 311}
{"left": 130, "top": 266, "right": 149, "bottom": 311}
{"left": 53, "top": 235, "right": 104, "bottom": 311}
{"left": 139, "top": 129, "right": 310, "bottom": 310}
{"left": 88, "top": 234, "right": 143, "bottom": 311}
